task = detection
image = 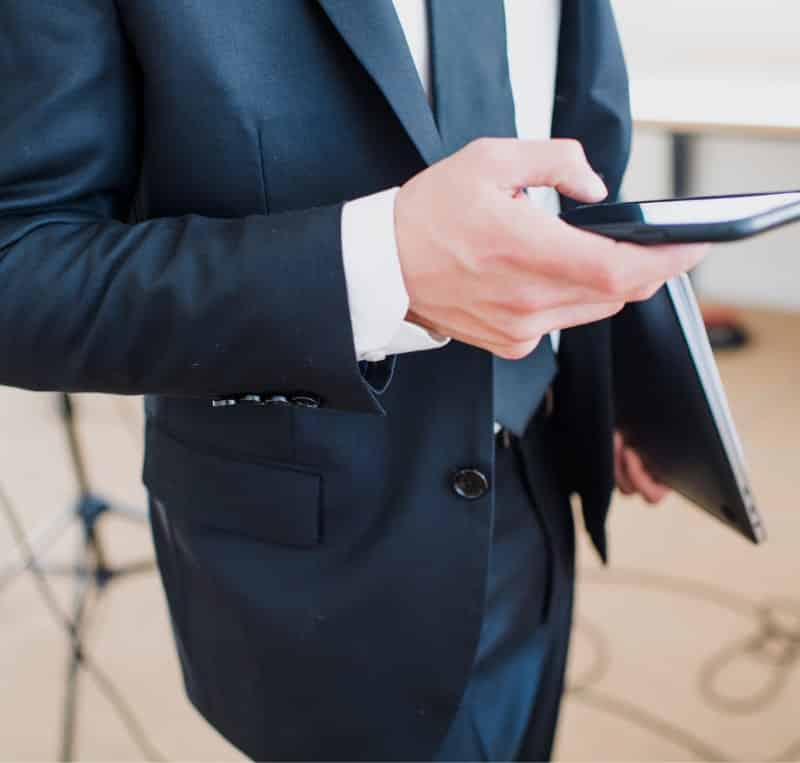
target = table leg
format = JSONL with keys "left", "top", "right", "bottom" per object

{"left": 671, "top": 132, "right": 749, "bottom": 350}
{"left": 671, "top": 132, "right": 693, "bottom": 199}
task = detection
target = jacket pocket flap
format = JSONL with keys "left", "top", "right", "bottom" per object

{"left": 143, "top": 427, "right": 322, "bottom": 548}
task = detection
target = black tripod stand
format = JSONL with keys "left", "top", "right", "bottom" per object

{"left": 0, "top": 393, "right": 161, "bottom": 761}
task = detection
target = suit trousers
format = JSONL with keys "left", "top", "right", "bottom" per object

{"left": 435, "top": 417, "right": 576, "bottom": 762}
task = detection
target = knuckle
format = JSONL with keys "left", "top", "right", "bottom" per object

{"left": 495, "top": 345, "right": 524, "bottom": 360}
{"left": 503, "top": 286, "right": 544, "bottom": 315}
{"left": 499, "top": 320, "right": 534, "bottom": 345}
{"left": 558, "top": 138, "right": 587, "bottom": 166}
{"left": 494, "top": 314, "right": 543, "bottom": 345}
{"left": 593, "top": 262, "right": 626, "bottom": 296}
{"left": 631, "top": 282, "right": 661, "bottom": 302}
{"left": 469, "top": 137, "right": 502, "bottom": 163}
{"left": 496, "top": 339, "right": 540, "bottom": 360}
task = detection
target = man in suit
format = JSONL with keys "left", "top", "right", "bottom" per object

{"left": 0, "top": 1, "right": 703, "bottom": 759}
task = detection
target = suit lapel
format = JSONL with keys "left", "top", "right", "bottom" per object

{"left": 316, "top": 0, "right": 444, "bottom": 166}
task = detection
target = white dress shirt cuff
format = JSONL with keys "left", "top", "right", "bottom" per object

{"left": 341, "top": 187, "right": 449, "bottom": 363}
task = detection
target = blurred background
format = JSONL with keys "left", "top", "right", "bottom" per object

{"left": 1, "top": 1, "right": 799, "bottom": 760}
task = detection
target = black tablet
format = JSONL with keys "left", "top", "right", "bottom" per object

{"left": 562, "top": 190, "right": 800, "bottom": 244}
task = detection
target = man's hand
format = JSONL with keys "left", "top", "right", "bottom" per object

{"left": 394, "top": 138, "right": 709, "bottom": 359}
{"left": 614, "top": 431, "right": 669, "bottom": 504}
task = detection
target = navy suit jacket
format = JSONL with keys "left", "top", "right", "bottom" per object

{"left": 0, "top": 1, "right": 630, "bottom": 758}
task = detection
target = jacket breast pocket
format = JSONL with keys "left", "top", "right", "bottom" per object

{"left": 143, "top": 426, "right": 322, "bottom": 548}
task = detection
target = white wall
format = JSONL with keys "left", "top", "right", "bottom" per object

{"left": 611, "top": 0, "right": 800, "bottom": 80}
{"left": 612, "top": 0, "right": 800, "bottom": 311}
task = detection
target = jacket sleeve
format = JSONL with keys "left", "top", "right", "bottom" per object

{"left": 0, "top": 0, "right": 387, "bottom": 414}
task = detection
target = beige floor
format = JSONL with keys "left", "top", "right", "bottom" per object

{"left": 1, "top": 308, "right": 798, "bottom": 762}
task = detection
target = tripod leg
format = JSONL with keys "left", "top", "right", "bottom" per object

{"left": 60, "top": 394, "right": 90, "bottom": 495}
{"left": 59, "top": 560, "right": 91, "bottom": 762}
{"left": 0, "top": 507, "right": 76, "bottom": 591}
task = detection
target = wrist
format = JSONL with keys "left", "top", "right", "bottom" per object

{"left": 393, "top": 180, "right": 421, "bottom": 312}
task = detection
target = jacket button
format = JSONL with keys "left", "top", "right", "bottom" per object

{"left": 262, "top": 394, "right": 290, "bottom": 405}
{"left": 290, "top": 393, "right": 321, "bottom": 409}
{"left": 452, "top": 468, "right": 489, "bottom": 500}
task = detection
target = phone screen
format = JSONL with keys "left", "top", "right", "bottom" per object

{"left": 565, "top": 191, "right": 800, "bottom": 227}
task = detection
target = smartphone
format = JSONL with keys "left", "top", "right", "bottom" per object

{"left": 561, "top": 190, "right": 800, "bottom": 244}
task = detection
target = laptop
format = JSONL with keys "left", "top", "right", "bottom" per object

{"left": 612, "top": 274, "right": 765, "bottom": 543}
